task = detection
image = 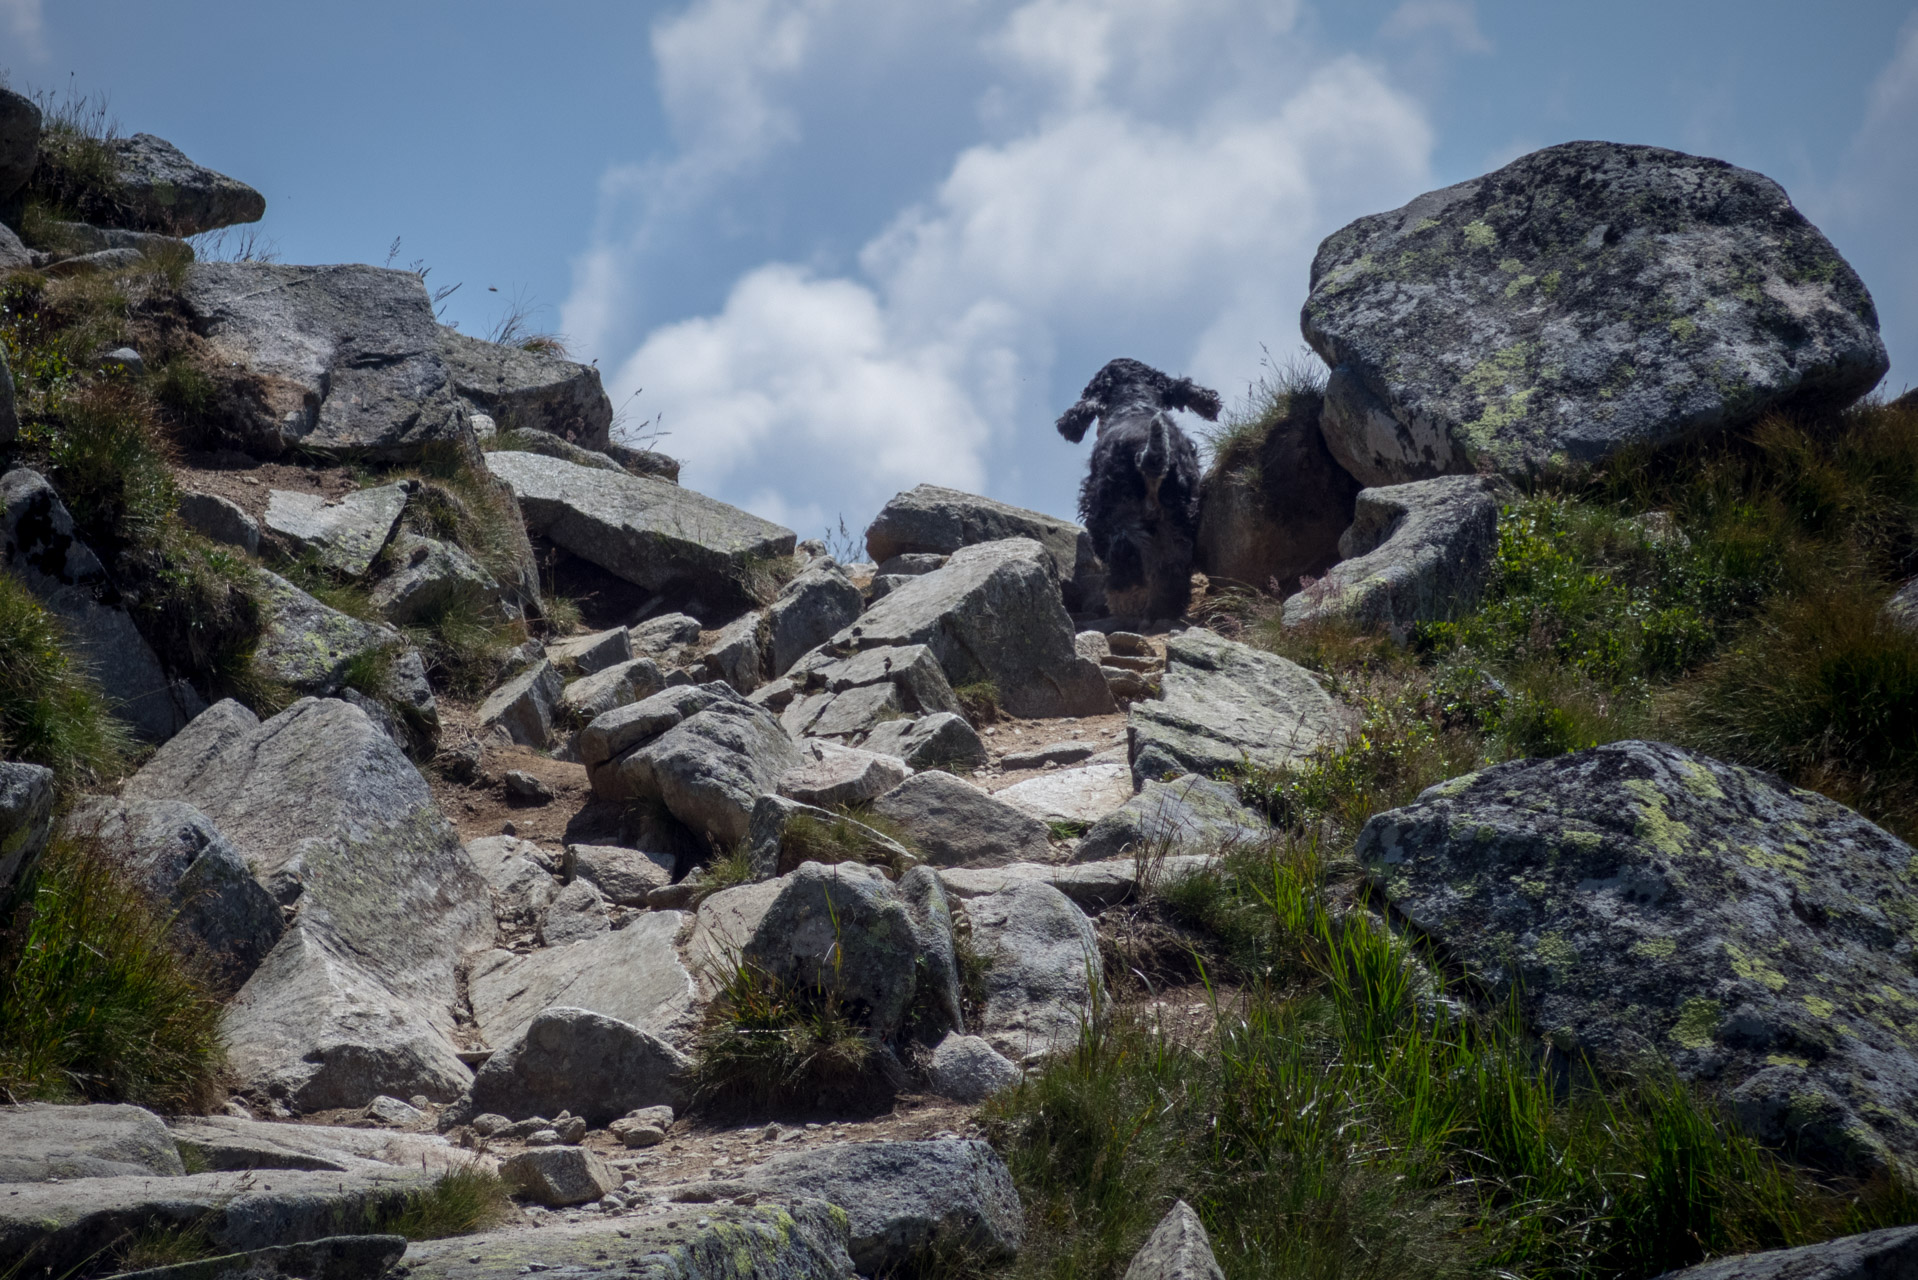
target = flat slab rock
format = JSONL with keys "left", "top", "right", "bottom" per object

{"left": 1128, "top": 629, "right": 1341, "bottom": 785}
{"left": 865, "top": 483, "right": 1099, "bottom": 610}
{"left": 993, "top": 760, "right": 1135, "bottom": 826}
{"left": 486, "top": 450, "right": 794, "bottom": 605}
{"left": 1361, "top": 740, "right": 1918, "bottom": 1177}
{"left": 468, "top": 910, "right": 695, "bottom": 1051}
{"left": 182, "top": 263, "right": 472, "bottom": 461}
{"left": 1302, "top": 140, "right": 1888, "bottom": 486}
{"left": 937, "top": 855, "right": 1213, "bottom": 912}
{"left": 440, "top": 327, "right": 613, "bottom": 452}
{"left": 401, "top": 1197, "right": 854, "bottom": 1280}
{"left": 1653, "top": 1224, "right": 1918, "bottom": 1280}
{"left": 263, "top": 483, "right": 412, "bottom": 578}
{"left": 0, "top": 1103, "right": 184, "bottom": 1183}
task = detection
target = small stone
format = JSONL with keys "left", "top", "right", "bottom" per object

{"left": 472, "top": 1113, "right": 511, "bottom": 1135}
{"left": 504, "top": 770, "right": 556, "bottom": 803}
{"left": 363, "top": 1094, "right": 425, "bottom": 1126}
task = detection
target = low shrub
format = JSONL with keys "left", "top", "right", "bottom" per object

{"left": 376, "top": 1166, "right": 512, "bottom": 1240}
{"left": 691, "top": 958, "right": 896, "bottom": 1114}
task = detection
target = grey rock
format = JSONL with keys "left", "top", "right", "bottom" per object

{"left": 1651, "top": 1225, "right": 1918, "bottom": 1279}
{"left": 109, "top": 1234, "right": 406, "bottom": 1280}
{"left": 993, "top": 761, "right": 1135, "bottom": 826}
{"left": 1001, "top": 740, "right": 1095, "bottom": 769}
{"left": 178, "top": 490, "right": 261, "bottom": 556}
{"left": 123, "top": 697, "right": 494, "bottom": 1109}
{"left": 743, "top": 794, "right": 916, "bottom": 881}
{"left": 900, "top": 865, "right": 963, "bottom": 1036}
{"left": 181, "top": 263, "right": 472, "bottom": 461}
{"left": 369, "top": 532, "right": 504, "bottom": 626}
{"left": 43, "top": 246, "right": 144, "bottom": 276}
{"left": 936, "top": 856, "right": 1213, "bottom": 913}
{"left": 506, "top": 767, "right": 557, "bottom": 802}
{"left": 95, "top": 133, "right": 267, "bottom": 235}
{"left": 1123, "top": 1200, "right": 1223, "bottom": 1280}
{"left": 706, "top": 610, "right": 768, "bottom": 693}
{"left": 691, "top": 862, "right": 923, "bottom": 1039}
{"left": 593, "top": 698, "right": 801, "bottom": 846}
{"left": 767, "top": 561, "right": 864, "bottom": 676}
{"left": 929, "top": 1033, "right": 1021, "bottom": 1103}
{"left": 1885, "top": 578, "right": 1918, "bottom": 633}
{"left": 500, "top": 1146, "right": 618, "bottom": 1207}
{"left": 1303, "top": 141, "right": 1888, "bottom": 487}
{"left": 778, "top": 739, "right": 910, "bottom": 809}
{"left": 866, "top": 573, "right": 913, "bottom": 602}
{"left": 547, "top": 626, "right": 632, "bottom": 675}
{"left": 99, "top": 346, "right": 146, "bottom": 377}
{"left": 400, "top": 1199, "right": 853, "bottom": 1280}
{"left": 875, "top": 553, "right": 948, "bottom": 577}
{"left": 0, "top": 761, "right": 55, "bottom": 896}
{"left": 250, "top": 569, "right": 438, "bottom": 742}
{"left": 76, "top": 796, "right": 284, "bottom": 989}
{"left": 570, "top": 844, "right": 673, "bottom": 905}
{"left": 831, "top": 539, "right": 1115, "bottom": 718}
{"left": 362, "top": 1095, "right": 424, "bottom": 1128}
{"left": 166, "top": 1114, "right": 474, "bottom": 1176}
{"left": 866, "top": 483, "right": 1100, "bottom": 611}
{"left": 440, "top": 327, "right": 613, "bottom": 451}
{"left": 1196, "top": 391, "right": 1360, "bottom": 596}
{"left": 969, "top": 882, "right": 1101, "bottom": 1061}
{"left": 860, "top": 712, "right": 988, "bottom": 771}
{"left": 478, "top": 659, "right": 562, "bottom": 747}
{"left": 0, "top": 1167, "right": 437, "bottom": 1279}
{"left": 0, "top": 87, "right": 40, "bottom": 202}
{"left": 0, "top": 468, "right": 204, "bottom": 741}
{"left": 749, "top": 677, "right": 797, "bottom": 710}
{"left": 464, "top": 835, "right": 560, "bottom": 930}
{"left": 1282, "top": 475, "right": 1506, "bottom": 640}
{"left": 462, "top": 1007, "right": 689, "bottom": 1127}
{"left": 782, "top": 642, "right": 964, "bottom": 742}
{"left": 1074, "top": 630, "right": 1111, "bottom": 663}
{"left": 536, "top": 876, "right": 610, "bottom": 947}
{"left": 468, "top": 910, "right": 695, "bottom": 1050}
{"left": 633, "top": 612, "right": 704, "bottom": 655}
{"left": 1077, "top": 774, "right": 1267, "bottom": 863}
{"left": 38, "top": 220, "right": 186, "bottom": 259}
{"left": 1104, "top": 666, "right": 1156, "bottom": 702}
{"left": 1128, "top": 629, "right": 1340, "bottom": 786}
{"left": 1358, "top": 740, "right": 1918, "bottom": 1177}
{"left": 486, "top": 451, "right": 795, "bottom": 607}
{"left": 264, "top": 482, "right": 413, "bottom": 578}
{"left": 0, "top": 1103, "right": 185, "bottom": 1182}
{"left": 872, "top": 771, "right": 1052, "bottom": 868}
{"left": 578, "top": 682, "right": 737, "bottom": 770}
{"left": 0, "top": 224, "right": 29, "bottom": 277}
{"left": 559, "top": 656, "right": 666, "bottom": 725}
{"left": 605, "top": 444, "right": 682, "bottom": 483}
{"left": 0, "top": 346, "right": 15, "bottom": 444}
{"left": 736, "top": 1139, "right": 1023, "bottom": 1274}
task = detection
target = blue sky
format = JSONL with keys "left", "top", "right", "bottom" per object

{"left": 6, "top": 1, "right": 1914, "bottom": 540}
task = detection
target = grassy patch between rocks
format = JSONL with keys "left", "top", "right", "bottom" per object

{"left": 375, "top": 1166, "right": 514, "bottom": 1240}
{"left": 987, "top": 839, "right": 1918, "bottom": 1280}
{"left": 0, "top": 828, "right": 226, "bottom": 1109}
{"left": 691, "top": 957, "right": 896, "bottom": 1115}
{"left": 0, "top": 573, "right": 130, "bottom": 782}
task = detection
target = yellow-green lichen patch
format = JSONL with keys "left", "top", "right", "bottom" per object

{"left": 1498, "top": 257, "right": 1525, "bottom": 274}
{"left": 1767, "top": 1053, "right": 1810, "bottom": 1068}
{"left": 1803, "top": 994, "right": 1836, "bottom": 1018}
{"left": 1631, "top": 937, "right": 1677, "bottom": 961}
{"left": 1670, "top": 997, "right": 1721, "bottom": 1049}
{"left": 1623, "top": 779, "right": 1694, "bottom": 857}
{"left": 1411, "top": 217, "right": 1440, "bottom": 233}
{"left": 1560, "top": 828, "right": 1603, "bottom": 854}
{"left": 1677, "top": 760, "right": 1725, "bottom": 801}
{"left": 1427, "top": 771, "right": 1481, "bottom": 799}
{"left": 1463, "top": 220, "right": 1497, "bottom": 249}
{"left": 1504, "top": 274, "right": 1538, "bottom": 298}
{"left": 1540, "top": 268, "right": 1563, "bottom": 295}
{"left": 1533, "top": 931, "right": 1578, "bottom": 970}
{"left": 1725, "top": 941, "right": 1788, "bottom": 992}
{"left": 1669, "top": 316, "right": 1698, "bottom": 341}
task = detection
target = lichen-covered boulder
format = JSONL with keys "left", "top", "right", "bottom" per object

{"left": 1282, "top": 475, "right": 1506, "bottom": 640}
{"left": 1127, "top": 629, "right": 1341, "bottom": 786}
{"left": 1358, "top": 740, "right": 1918, "bottom": 1177}
{"left": 866, "top": 483, "right": 1100, "bottom": 612}
{"left": 1303, "top": 142, "right": 1889, "bottom": 486}
{"left": 97, "top": 133, "right": 266, "bottom": 235}
{"left": 440, "top": 327, "right": 614, "bottom": 451}
{"left": 766, "top": 560, "right": 863, "bottom": 677}
{"left": 264, "top": 482, "right": 413, "bottom": 578}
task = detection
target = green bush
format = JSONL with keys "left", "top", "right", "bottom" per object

{"left": 0, "top": 829, "right": 226, "bottom": 1109}
{"left": 691, "top": 957, "right": 893, "bottom": 1113}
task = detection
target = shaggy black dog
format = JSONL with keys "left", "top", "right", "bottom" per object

{"left": 1056, "top": 358, "right": 1220, "bottom": 619}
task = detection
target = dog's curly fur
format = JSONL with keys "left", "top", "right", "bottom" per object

{"left": 1056, "top": 358, "right": 1219, "bottom": 619}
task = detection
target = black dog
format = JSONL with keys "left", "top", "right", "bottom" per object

{"left": 1056, "top": 358, "right": 1219, "bottom": 620}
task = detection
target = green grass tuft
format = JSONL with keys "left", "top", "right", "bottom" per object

{"left": 376, "top": 1166, "right": 513, "bottom": 1240}
{"left": 0, "top": 574, "right": 130, "bottom": 783}
{"left": 691, "top": 958, "right": 892, "bottom": 1114}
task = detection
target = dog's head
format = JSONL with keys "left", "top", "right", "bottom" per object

{"left": 1055, "top": 358, "right": 1222, "bottom": 442}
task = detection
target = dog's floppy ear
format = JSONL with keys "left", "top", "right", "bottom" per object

{"left": 1164, "top": 377, "right": 1224, "bottom": 422}
{"left": 1055, "top": 399, "right": 1100, "bottom": 443}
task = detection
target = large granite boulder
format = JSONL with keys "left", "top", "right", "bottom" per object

{"left": 1359, "top": 740, "right": 1918, "bottom": 1177}
{"left": 1075, "top": 773, "right": 1266, "bottom": 863}
{"left": 690, "top": 861, "right": 932, "bottom": 1040}
{"left": 1654, "top": 1226, "right": 1918, "bottom": 1280}
{"left": 766, "top": 560, "right": 864, "bottom": 676}
{"left": 558, "top": 656, "right": 664, "bottom": 723}
{"left": 263, "top": 482, "right": 413, "bottom": 578}
{"left": 1303, "top": 141, "right": 1889, "bottom": 486}
{"left": 122, "top": 698, "right": 495, "bottom": 1109}
{"left": 368, "top": 532, "right": 506, "bottom": 626}
{"left": 0, "top": 762, "right": 55, "bottom": 896}
{"left": 0, "top": 87, "right": 40, "bottom": 203}
{"left": 440, "top": 327, "right": 613, "bottom": 451}
{"left": 968, "top": 881, "right": 1102, "bottom": 1062}
{"left": 1281, "top": 474, "right": 1506, "bottom": 641}
{"left": 1128, "top": 629, "right": 1341, "bottom": 785}
{"left": 866, "top": 484, "right": 1101, "bottom": 611}
{"left": 782, "top": 642, "right": 963, "bottom": 741}
{"left": 870, "top": 770, "right": 1053, "bottom": 868}
{"left": 1123, "top": 1201, "right": 1224, "bottom": 1280}
{"left": 0, "top": 468, "right": 204, "bottom": 742}
{"left": 485, "top": 450, "right": 795, "bottom": 610}
{"left": 861, "top": 711, "right": 988, "bottom": 770}
{"left": 0, "top": 1103, "right": 185, "bottom": 1182}
{"left": 468, "top": 911, "right": 696, "bottom": 1050}
{"left": 477, "top": 659, "right": 562, "bottom": 747}
{"left": 733, "top": 1139, "right": 1023, "bottom": 1275}
{"left": 77, "top": 796, "right": 284, "bottom": 990}
{"left": 830, "top": 539, "right": 1114, "bottom": 719}
{"left": 458, "top": 1006, "right": 689, "bottom": 1127}
{"left": 181, "top": 263, "right": 473, "bottom": 460}
{"left": 1195, "top": 389, "right": 1359, "bottom": 596}
{"left": 250, "top": 570, "right": 437, "bottom": 748}
{"left": 590, "top": 696, "right": 801, "bottom": 846}
{"left": 94, "top": 133, "right": 266, "bottom": 235}
{"left": 464, "top": 835, "right": 560, "bottom": 932}
{"left": 742, "top": 793, "right": 917, "bottom": 881}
